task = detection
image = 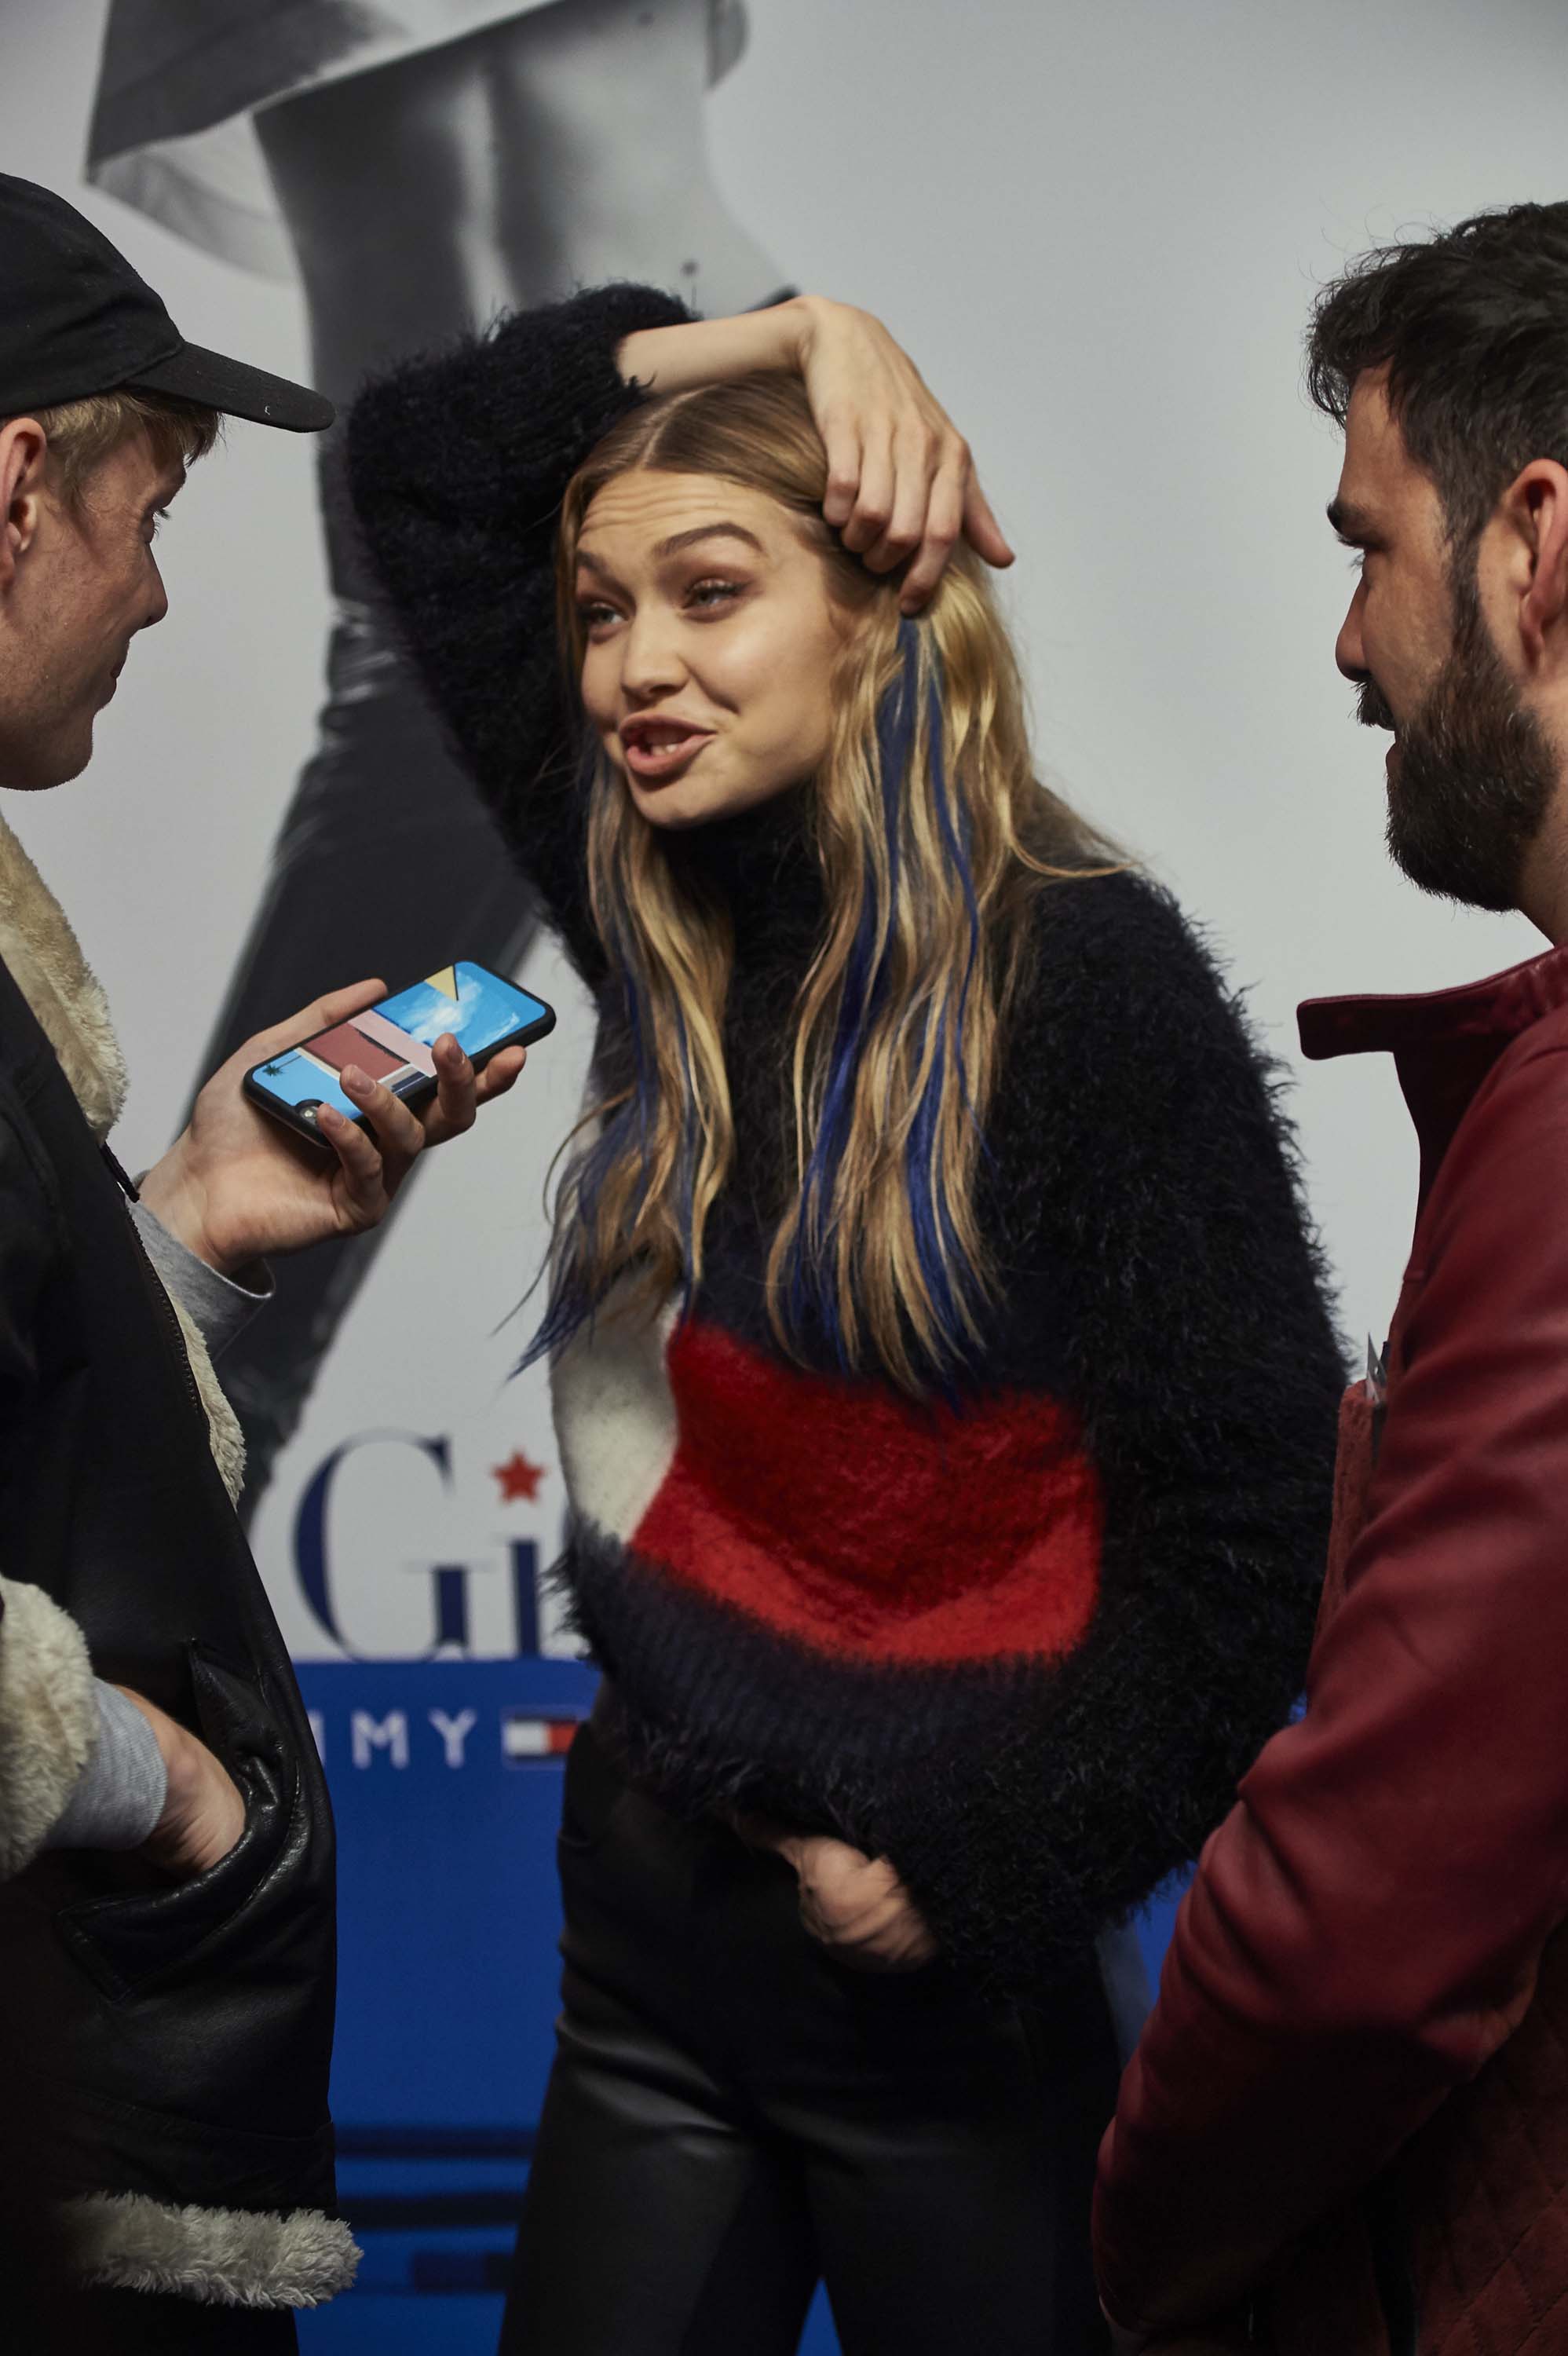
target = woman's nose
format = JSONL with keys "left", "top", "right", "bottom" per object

{"left": 619, "top": 609, "right": 686, "bottom": 698}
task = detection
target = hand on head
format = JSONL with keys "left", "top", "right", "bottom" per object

{"left": 617, "top": 292, "right": 1014, "bottom": 614}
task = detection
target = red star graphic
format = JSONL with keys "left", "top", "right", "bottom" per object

{"left": 492, "top": 1450, "right": 546, "bottom": 1504}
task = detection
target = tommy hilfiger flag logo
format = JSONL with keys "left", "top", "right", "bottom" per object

{"left": 501, "top": 1710, "right": 581, "bottom": 1765}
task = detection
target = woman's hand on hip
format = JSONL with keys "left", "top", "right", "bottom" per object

{"left": 743, "top": 1818, "right": 939, "bottom": 1970}
{"left": 618, "top": 294, "right": 1014, "bottom": 611}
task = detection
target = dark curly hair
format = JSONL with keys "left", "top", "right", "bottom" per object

{"left": 1307, "top": 202, "right": 1568, "bottom": 561}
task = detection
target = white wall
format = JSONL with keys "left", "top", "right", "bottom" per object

{"left": 4, "top": 0, "right": 1560, "bottom": 1650}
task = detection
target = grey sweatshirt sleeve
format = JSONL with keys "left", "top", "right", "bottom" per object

{"left": 42, "top": 1678, "right": 167, "bottom": 1851}
{"left": 130, "top": 1198, "right": 272, "bottom": 1359}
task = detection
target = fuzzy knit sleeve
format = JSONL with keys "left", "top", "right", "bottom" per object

{"left": 345, "top": 283, "right": 695, "bottom": 982}
{"left": 872, "top": 868, "right": 1347, "bottom": 1989}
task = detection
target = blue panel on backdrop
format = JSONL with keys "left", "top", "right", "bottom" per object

{"left": 296, "top": 1655, "right": 1186, "bottom": 2356}
{"left": 296, "top": 1655, "right": 590, "bottom": 2355}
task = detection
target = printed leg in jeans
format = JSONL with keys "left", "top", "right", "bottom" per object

{"left": 195, "top": 0, "right": 785, "bottom": 1509}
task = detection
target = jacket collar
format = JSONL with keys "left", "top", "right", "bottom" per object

{"left": 0, "top": 807, "right": 126, "bottom": 1140}
{"left": 1299, "top": 938, "right": 1568, "bottom": 1207}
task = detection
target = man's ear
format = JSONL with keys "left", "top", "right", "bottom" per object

{"left": 0, "top": 419, "right": 50, "bottom": 596}
{"left": 1505, "top": 459, "right": 1568, "bottom": 668}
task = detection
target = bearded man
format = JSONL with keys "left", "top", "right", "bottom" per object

{"left": 1095, "top": 201, "right": 1568, "bottom": 2356}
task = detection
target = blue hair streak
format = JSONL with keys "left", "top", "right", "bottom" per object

{"left": 784, "top": 618, "right": 987, "bottom": 1384}
{"left": 527, "top": 623, "right": 991, "bottom": 1389}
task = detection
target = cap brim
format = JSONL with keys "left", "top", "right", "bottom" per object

{"left": 126, "top": 338, "right": 334, "bottom": 434}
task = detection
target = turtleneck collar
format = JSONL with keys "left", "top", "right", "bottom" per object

{"left": 668, "top": 785, "right": 824, "bottom": 964}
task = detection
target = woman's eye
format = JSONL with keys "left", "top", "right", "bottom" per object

{"left": 687, "top": 578, "right": 743, "bottom": 612}
{"left": 576, "top": 601, "right": 620, "bottom": 631}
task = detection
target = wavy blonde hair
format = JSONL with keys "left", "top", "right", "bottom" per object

{"left": 542, "top": 375, "right": 1115, "bottom": 1392}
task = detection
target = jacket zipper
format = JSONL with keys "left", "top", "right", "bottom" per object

{"left": 101, "top": 1145, "right": 207, "bottom": 1426}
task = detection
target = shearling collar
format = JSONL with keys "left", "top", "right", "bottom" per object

{"left": 0, "top": 807, "right": 126, "bottom": 1141}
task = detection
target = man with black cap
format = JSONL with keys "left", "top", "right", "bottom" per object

{"left": 0, "top": 175, "right": 525, "bottom": 2351}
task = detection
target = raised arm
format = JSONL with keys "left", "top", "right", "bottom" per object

{"left": 346, "top": 285, "right": 1014, "bottom": 978}
{"left": 346, "top": 284, "right": 693, "bottom": 982}
{"left": 621, "top": 297, "right": 1013, "bottom": 606}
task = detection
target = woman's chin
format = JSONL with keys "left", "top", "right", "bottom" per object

{"left": 630, "top": 772, "right": 795, "bottom": 831}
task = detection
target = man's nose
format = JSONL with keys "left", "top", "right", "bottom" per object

{"left": 1336, "top": 581, "right": 1367, "bottom": 683}
{"left": 141, "top": 565, "right": 170, "bottom": 631}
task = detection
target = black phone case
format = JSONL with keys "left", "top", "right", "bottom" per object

{"left": 240, "top": 979, "right": 555, "bottom": 1149}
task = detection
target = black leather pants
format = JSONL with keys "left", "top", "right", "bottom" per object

{"left": 501, "top": 1723, "right": 1119, "bottom": 2355}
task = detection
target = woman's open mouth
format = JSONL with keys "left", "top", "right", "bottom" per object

{"left": 620, "top": 720, "right": 715, "bottom": 784}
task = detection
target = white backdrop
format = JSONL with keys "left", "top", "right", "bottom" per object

{"left": 3, "top": 0, "right": 1559, "bottom": 1659}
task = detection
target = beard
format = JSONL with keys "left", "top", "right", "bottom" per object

{"left": 1372, "top": 582, "right": 1558, "bottom": 913}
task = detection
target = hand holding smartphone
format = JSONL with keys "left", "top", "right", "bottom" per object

{"left": 243, "top": 960, "right": 554, "bottom": 1143}
{"left": 137, "top": 961, "right": 547, "bottom": 1279}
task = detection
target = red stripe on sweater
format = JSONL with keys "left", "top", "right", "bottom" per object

{"left": 630, "top": 1319, "right": 1102, "bottom": 1665}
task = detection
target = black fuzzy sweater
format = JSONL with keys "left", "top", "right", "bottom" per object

{"left": 347, "top": 287, "right": 1346, "bottom": 1994}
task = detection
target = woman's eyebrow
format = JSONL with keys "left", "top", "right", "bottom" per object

{"left": 574, "top": 547, "right": 620, "bottom": 583}
{"left": 653, "top": 523, "right": 765, "bottom": 559}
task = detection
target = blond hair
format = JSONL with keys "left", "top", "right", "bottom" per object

{"left": 27, "top": 386, "right": 221, "bottom": 503}
{"left": 545, "top": 375, "right": 1116, "bottom": 1391}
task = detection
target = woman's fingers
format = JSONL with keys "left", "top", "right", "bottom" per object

{"left": 961, "top": 474, "right": 1016, "bottom": 570}
{"left": 894, "top": 442, "right": 967, "bottom": 610}
{"left": 794, "top": 296, "right": 1012, "bottom": 597}
{"left": 820, "top": 405, "right": 864, "bottom": 533}
{"left": 839, "top": 433, "right": 895, "bottom": 557}
{"left": 862, "top": 421, "right": 942, "bottom": 576}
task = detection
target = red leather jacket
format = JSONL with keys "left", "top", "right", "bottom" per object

{"left": 1095, "top": 942, "right": 1568, "bottom": 2356}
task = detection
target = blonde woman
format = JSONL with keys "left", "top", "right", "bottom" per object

{"left": 348, "top": 291, "right": 1343, "bottom": 2355}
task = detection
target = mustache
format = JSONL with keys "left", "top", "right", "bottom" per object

{"left": 1357, "top": 676, "right": 1397, "bottom": 732}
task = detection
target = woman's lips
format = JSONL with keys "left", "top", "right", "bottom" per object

{"left": 621, "top": 728, "right": 714, "bottom": 784}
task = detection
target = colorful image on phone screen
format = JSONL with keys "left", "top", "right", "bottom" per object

{"left": 247, "top": 964, "right": 550, "bottom": 1126}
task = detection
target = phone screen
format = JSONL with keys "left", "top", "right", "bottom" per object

{"left": 246, "top": 963, "right": 550, "bottom": 1129}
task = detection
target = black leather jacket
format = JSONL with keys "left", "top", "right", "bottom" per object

{"left": 0, "top": 949, "right": 338, "bottom": 2230}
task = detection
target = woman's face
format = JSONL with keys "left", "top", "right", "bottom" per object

{"left": 574, "top": 470, "right": 849, "bottom": 829}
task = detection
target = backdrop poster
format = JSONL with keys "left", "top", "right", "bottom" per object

{"left": 7, "top": 2, "right": 1568, "bottom": 2348}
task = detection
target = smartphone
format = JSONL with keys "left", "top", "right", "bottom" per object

{"left": 242, "top": 960, "right": 555, "bottom": 1146}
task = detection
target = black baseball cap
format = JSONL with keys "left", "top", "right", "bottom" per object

{"left": 0, "top": 174, "right": 333, "bottom": 433}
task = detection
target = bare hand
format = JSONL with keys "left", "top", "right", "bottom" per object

{"left": 791, "top": 294, "right": 1015, "bottom": 609}
{"left": 137, "top": 980, "right": 528, "bottom": 1276}
{"left": 115, "top": 1688, "right": 245, "bottom": 1879}
{"left": 619, "top": 294, "right": 1013, "bottom": 613}
{"left": 744, "top": 1820, "right": 938, "bottom": 1970}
